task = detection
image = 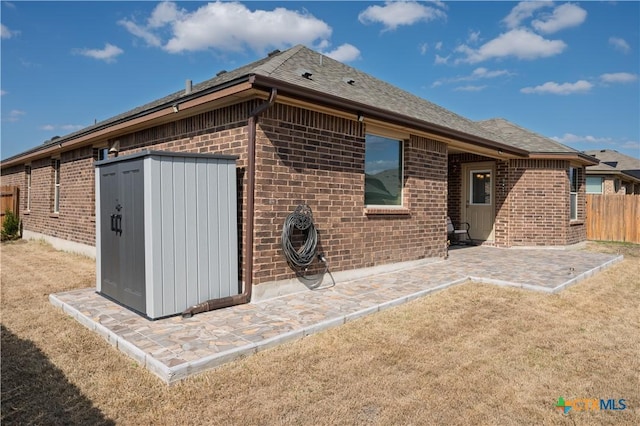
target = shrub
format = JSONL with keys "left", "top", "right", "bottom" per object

{"left": 1, "top": 209, "right": 21, "bottom": 241}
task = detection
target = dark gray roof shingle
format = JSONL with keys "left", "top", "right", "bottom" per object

{"left": 584, "top": 149, "right": 640, "bottom": 179}
{"left": 476, "top": 118, "right": 578, "bottom": 153}
{"left": 6, "top": 44, "right": 583, "bottom": 162}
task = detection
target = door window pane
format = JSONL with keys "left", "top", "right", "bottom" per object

{"left": 470, "top": 170, "right": 491, "bottom": 205}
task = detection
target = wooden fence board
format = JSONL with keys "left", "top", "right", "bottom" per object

{"left": 0, "top": 186, "right": 19, "bottom": 220}
{"left": 586, "top": 194, "right": 640, "bottom": 243}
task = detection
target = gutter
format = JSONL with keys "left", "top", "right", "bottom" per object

{"left": 528, "top": 152, "right": 600, "bottom": 166}
{"left": 181, "top": 87, "right": 278, "bottom": 318}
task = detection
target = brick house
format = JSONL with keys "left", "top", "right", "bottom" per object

{"left": 1, "top": 45, "right": 597, "bottom": 300}
{"left": 583, "top": 149, "right": 640, "bottom": 195}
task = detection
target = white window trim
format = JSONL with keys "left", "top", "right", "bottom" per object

{"left": 468, "top": 169, "right": 492, "bottom": 206}
{"left": 364, "top": 134, "right": 405, "bottom": 208}
{"left": 25, "top": 165, "right": 32, "bottom": 211}
{"left": 53, "top": 159, "right": 61, "bottom": 214}
{"left": 569, "top": 167, "right": 578, "bottom": 221}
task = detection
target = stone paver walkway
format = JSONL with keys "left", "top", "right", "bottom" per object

{"left": 50, "top": 246, "right": 621, "bottom": 384}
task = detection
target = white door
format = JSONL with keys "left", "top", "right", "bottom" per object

{"left": 462, "top": 162, "right": 495, "bottom": 242}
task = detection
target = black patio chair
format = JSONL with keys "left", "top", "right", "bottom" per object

{"left": 447, "top": 216, "right": 473, "bottom": 245}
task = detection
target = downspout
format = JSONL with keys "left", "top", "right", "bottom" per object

{"left": 182, "top": 88, "right": 278, "bottom": 318}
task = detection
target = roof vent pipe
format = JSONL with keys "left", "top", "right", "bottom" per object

{"left": 185, "top": 79, "right": 192, "bottom": 95}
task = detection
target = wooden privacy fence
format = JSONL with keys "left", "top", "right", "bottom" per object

{"left": 586, "top": 194, "right": 640, "bottom": 243}
{"left": 1, "top": 186, "right": 20, "bottom": 220}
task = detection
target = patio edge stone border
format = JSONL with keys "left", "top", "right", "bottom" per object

{"left": 48, "top": 252, "right": 624, "bottom": 384}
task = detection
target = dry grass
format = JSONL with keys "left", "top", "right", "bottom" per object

{"left": 1, "top": 239, "right": 638, "bottom": 425}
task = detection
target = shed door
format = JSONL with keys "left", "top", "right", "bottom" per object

{"left": 100, "top": 164, "right": 120, "bottom": 301}
{"left": 462, "top": 162, "right": 495, "bottom": 242}
{"left": 99, "top": 160, "right": 146, "bottom": 314}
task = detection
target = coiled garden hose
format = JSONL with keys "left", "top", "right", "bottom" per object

{"left": 281, "top": 204, "right": 318, "bottom": 269}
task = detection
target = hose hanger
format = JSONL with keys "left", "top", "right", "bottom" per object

{"left": 281, "top": 204, "right": 318, "bottom": 270}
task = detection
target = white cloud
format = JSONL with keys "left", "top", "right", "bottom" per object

{"left": 148, "top": 1, "right": 184, "bottom": 28}
{"left": 609, "top": 37, "right": 630, "bottom": 54}
{"left": 600, "top": 72, "right": 638, "bottom": 84}
{"left": 620, "top": 140, "right": 640, "bottom": 151}
{"left": 419, "top": 43, "right": 428, "bottom": 55}
{"left": 6, "top": 109, "right": 25, "bottom": 122}
{"left": 521, "top": 80, "right": 593, "bottom": 95}
{"left": 118, "top": 20, "right": 162, "bottom": 47}
{"left": 531, "top": 3, "right": 587, "bottom": 34}
{"left": 435, "top": 41, "right": 443, "bottom": 51}
{"left": 121, "top": 1, "right": 333, "bottom": 54}
{"left": 1, "top": 23, "right": 19, "bottom": 39}
{"left": 434, "top": 54, "right": 449, "bottom": 65}
{"left": 0, "top": 90, "right": 6, "bottom": 96}
{"left": 503, "top": 1, "right": 553, "bottom": 29}
{"left": 467, "top": 30, "right": 481, "bottom": 44}
{"left": 358, "top": 1, "right": 446, "bottom": 31}
{"left": 470, "top": 67, "right": 511, "bottom": 79}
{"left": 61, "top": 124, "right": 84, "bottom": 131}
{"left": 432, "top": 67, "right": 512, "bottom": 87}
{"left": 41, "top": 123, "right": 84, "bottom": 132}
{"left": 551, "top": 133, "right": 613, "bottom": 144}
{"left": 73, "top": 43, "right": 124, "bottom": 63}
{"left": 454, "top": 85, "right": 487, "bottom": 92}
{"left": 456, "top": 29, "right": 566, "bottom": 63}
{"left": 323, "top": 44, "right": 361, "bottom": 62}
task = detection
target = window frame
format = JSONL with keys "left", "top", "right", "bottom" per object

{"left": 585, "top": 176, "right": 603, "bottom": 194}
{"left": 364, "top": 134, "right": 404, "bottom": 208}
{"left": 53, "top": 159, "right": 61, "bottom": 214}
{"left": 25, "top": 165, "right": 32, "bottom": 212}
{"left": 468, "top": 169, "right": 492, "bottom": 206}
{"left": 569, "top": 167, "right": 578, "bottom": 221}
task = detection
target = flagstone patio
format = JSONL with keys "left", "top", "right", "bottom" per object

{"left": 50, "top": 245, "right": 622, "bottom": 384}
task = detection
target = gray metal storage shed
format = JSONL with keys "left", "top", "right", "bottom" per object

{"left": 95, "top": 150, "right": 239, "bottom": 319}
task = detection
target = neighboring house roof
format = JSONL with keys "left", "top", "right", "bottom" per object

{"left": 584, "top": 149, "right": 640, "bottom": 182}
{"left": 1, "top": 45, "right": 591, "bottom": 166}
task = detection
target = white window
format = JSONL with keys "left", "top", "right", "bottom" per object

{"left": 586, "top": 176, "right": 603, "bottom": 194}
{"left": 364, "top": 134, "right": 403, "bottom": 206}
{"left": 25, "top": 165, "right": 31, "bottom": 211}
{"left": 53, "top": 159, "right": 60, "bottom": 213}
{"left": 569, "top": 167, "right": 578, "bottom": 220}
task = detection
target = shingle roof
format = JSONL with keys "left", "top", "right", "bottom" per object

{"left": 4, "top": 44, "right": 583, "bottom": 163}
{"left": 584, "top": 149, "right": 640, "bottom": 179}
{"left": 476, "top": 118, "right": 578, "bottom": 154}
{"left": 249, "top": 45, "right": 505, "bottom": 143}
{"left": 11, "top": 45, "right": 506, "bottom": 159}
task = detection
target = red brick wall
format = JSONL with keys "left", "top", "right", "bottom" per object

{"left": 251, "top": 105, "right": 448, "bottom": 284}
{"left": 2, "top": 149, "right": 98, "bottom": 246}
{"left": 506, "top": 159, "right": 585, "bottom": 246}
{"left": 494, "top": 160, "right": 510, "bottom": 246}
{"left": 447, "top": 155, "right": 586, "bottom": 247}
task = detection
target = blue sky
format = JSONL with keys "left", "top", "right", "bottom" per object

{"left": 1, "top": 1, "right": 639, "bottom": 160}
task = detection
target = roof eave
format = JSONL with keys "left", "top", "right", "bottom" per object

{"left": 528, "top": 152, "right": 599, "bottom": 166}
{"left": 250, "top": 75, "right": 529, "bottom": 158}
{"left": 1, "top": 76, "right": 255, "bottom": 168}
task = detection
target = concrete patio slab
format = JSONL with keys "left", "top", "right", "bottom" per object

{"left": 50, "top": 246, "right": 622, "bottom": 384}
